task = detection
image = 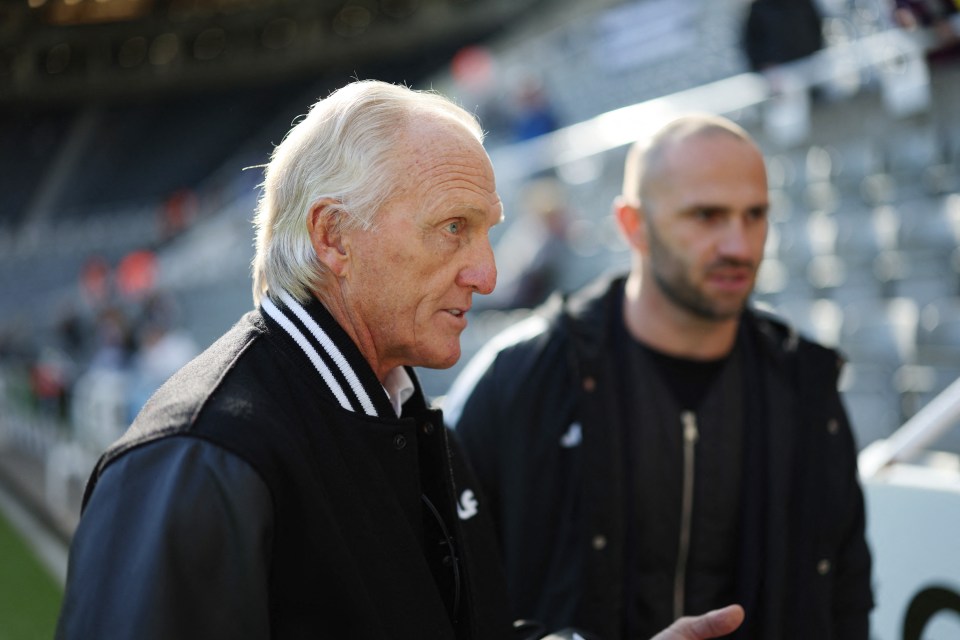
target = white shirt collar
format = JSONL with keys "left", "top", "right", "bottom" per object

{"left": 383, "top": 366, "right": 415, "bottom": 417}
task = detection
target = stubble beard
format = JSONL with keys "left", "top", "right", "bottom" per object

{"left": 651, "top": 267, "right": 746, "bottom": 321}
{"left": 647, "top": 225, "right": 753, "bottom": 322}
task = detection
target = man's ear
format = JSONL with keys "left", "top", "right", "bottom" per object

{"left": 613, "top": 196, "right": 647, "bottom": 251}
{"left": 307, "top": 198, "right": 350, "bottom": 276}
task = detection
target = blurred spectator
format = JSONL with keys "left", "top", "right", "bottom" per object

{"left": 88, "top": 305, "right": 135, "bottom": 372}
{"left": 56, "top": 304, "right": 93, "bottom": 364}
{"left": 507, "top": 73, "right": 561, "bottom": 142}
{"left": 894, "top": 0, "right": 959, "bottom": 30}
{"left": 160, "top": 187, "right": 198, "bottom": 243}
{"left": 451, "top": 44, "right": 498, "bottom": 97}
{"left": 743, "top": 0, "right": 824, "bottom": 144}
{"left": 892, "top": 0, "right": 960, "bottom": 60}
{"left": 80, "top": 254, "right": 111, "bottom": 308}
{"left": 126, "top": 291, "right": 198, "bottom": 418}
{"left": 126, "top": 322, "right": 197, "bottom": 419}
{"left": 64, "top": 290, "right": 201, "bottom": 449}
{"left": 0, "top": 324, "right": 38, "bottom": 416}
{"left": 29, "top": 346, "right": 75, "bottom": 420}
{"left": 448, "top": 44, "right": 512, "bottom": 144}
{"left": 742, "top": 0, "right": 824, "bottom": 73}
{"left": 483, "top": 176, "right": 575, "bottom": 310}
{"left": 115, "top": 248, "right": 157, "bottom": 301}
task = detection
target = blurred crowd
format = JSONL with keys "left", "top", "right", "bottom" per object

{"left": 2, "top": 0, "right": 959, "bottom": 452}
{"left": 0, "top": 232, "right": 199, "bottom": 452}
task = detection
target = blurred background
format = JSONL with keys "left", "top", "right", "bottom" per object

{"left": 1, "top": 0, "right": 959, "bottom": 637}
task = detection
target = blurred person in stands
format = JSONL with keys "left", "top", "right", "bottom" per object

{"left": 508, "top": 73, "right": 560, "bottom": 142}
{"left": 160, "top": 187, "right": 199, "bottom": 243}
{"left": 55, "top": 81, "right": 746, "bottom": 640}
{"left": 445, "top": 114, "right": 874, "bottom": 639}
{"left": 125, "top": 291, "right": 199, "bottom": 419}
{"left": 485, "top": 176, "right": 575, "bottom": 310}
{"left": 87, "top": 305, "right": 135, "bottom": 371}
{"left": 892, "top": 0, "right": 960, "bottom": 58}
{"left": 742, "top": 0, "right": 825, "bottom": 96}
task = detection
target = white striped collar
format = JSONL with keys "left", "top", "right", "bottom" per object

{"left": 260, "top": 291, "right": 396, "bottom": 418}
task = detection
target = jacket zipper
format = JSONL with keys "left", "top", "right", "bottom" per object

{"left": 674, "top": 410, "right": 699, "bottom": 620}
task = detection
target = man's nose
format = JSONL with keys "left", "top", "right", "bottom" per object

{"left": 458, "top": 238, "right": 497, "bottom": 295}
{"left": 718, "top": 218, "right": 753, "bottom": 259}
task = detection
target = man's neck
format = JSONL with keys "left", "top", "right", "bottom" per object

{"left": 622, "top": 273, "right": 740, "bottom": 360}
{"left": 313, "top": 287, "right": 392, "bottom": 384}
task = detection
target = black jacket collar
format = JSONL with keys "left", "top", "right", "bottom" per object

{"left": 260, "top": 290, "right": 401, "bottom": 420}
{"left": 552, "top": 272, "right": 815, "bottom": 375}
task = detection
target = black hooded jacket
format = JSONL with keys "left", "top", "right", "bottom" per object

{"left": 447, "top": 276, "right": 874, "bottom": 640}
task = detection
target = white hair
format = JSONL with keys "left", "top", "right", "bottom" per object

{"left": 251, "top": 80, "right": 485, "bottom": 305}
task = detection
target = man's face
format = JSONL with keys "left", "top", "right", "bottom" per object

{"left": 341, "top": 118, "right": 502, "bottom": 373}
{"left": 642, "top": 133, "right": 769, "bottom": 321}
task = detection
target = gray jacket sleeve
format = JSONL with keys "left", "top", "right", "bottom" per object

{"left": 55, "top": 436, "right": 274, "bottom": 640}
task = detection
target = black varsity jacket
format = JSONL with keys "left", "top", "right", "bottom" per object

{"left": 56, "top": 293, "right": 513, "bottom": 640}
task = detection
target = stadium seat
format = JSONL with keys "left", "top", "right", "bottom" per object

{"left": 839, "top": 297, "right": 919, "bottom": 368}
{"left": 839, "top": 362, "right": 903, "bottom": 449}
{"left": 916, "top": 296, "right": 960, "bottom": 366}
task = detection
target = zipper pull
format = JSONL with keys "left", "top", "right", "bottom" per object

{"left": 674, "top": 409, "right": 700, "bottom": 620}
{"left": 681, "top": 410, "right": 699, "bottom": 444}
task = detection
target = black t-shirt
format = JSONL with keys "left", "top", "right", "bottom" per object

{"left": 637, "top": 343, "right": 730, "bottom": 412}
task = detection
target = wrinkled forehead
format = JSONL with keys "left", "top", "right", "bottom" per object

{"left": 398, "top": 113, "right": 486, "bottom": 158}
{"left": 395, "top": 116, "right": 495, "bottom": 182}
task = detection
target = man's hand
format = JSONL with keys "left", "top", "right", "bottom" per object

{"left": 650, "top": 605, "right": 745, "bottom": 640}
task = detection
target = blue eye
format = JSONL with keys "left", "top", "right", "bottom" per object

{"left": 445, "top": 221, "right": 462, "bottom": 234}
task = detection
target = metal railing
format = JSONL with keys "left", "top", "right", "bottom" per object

{"left": 859, "top": 375, "right": 960, "bottom": 477}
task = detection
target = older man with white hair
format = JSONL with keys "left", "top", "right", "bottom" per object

{"left": 55, "top": 81, "right": 745, "bottom": 640}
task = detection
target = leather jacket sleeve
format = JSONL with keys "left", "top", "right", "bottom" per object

{"left": 55, "top": 436, "right": 274, "bottom": 639}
